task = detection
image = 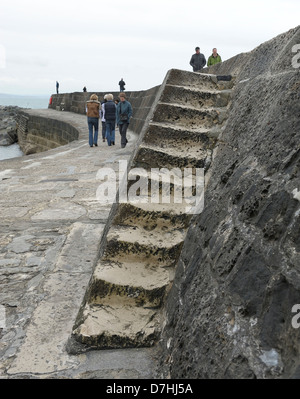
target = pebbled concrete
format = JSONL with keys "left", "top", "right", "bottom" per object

{"left": 0, "top": 109, "right": 160, "bottom": 378}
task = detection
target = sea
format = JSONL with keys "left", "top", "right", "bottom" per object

{"left": 0, "top": 94, "right": 50, "bottom": 161}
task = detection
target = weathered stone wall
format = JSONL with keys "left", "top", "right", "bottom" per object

{"left": 157, "top": 25, "right": 300, "bottom": 379}
{"left": 49, "top": 86, "right": 161, "bottom": 135}
{"left": 17, "top": 111, "right": 80, "bottom": 155}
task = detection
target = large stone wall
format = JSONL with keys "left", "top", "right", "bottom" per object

{"left": 157, "top": 25, "right": 300, "bottom": 379}
{"left": 49, "top": 86, "right": 161, "bottom": 135}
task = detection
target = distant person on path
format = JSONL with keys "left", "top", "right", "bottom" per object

{"left": 83, "top": 86, "right": 87, "bottom": 92}
{"left": 104, "top": 94, "right": 116, "bottom": 146}
{"left": 119, "top": 78, "right": 126, "bottom": 92}
{"left": 189, "top": 47, "right": 206, "bottom": 72}
{"left": 207, "top": 48, "right": 222, "bottom": 66}
{"left": 56, "top": 81, "right": 59, "bottom": 94}
{"left": 116, "top": 92, "right": 132, "bottom": 148}
{"left": 86, "top": 93, "right": 100, "bottom": 147}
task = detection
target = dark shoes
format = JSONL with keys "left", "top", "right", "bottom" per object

{"left": 94, "top": 143, "right": 98, "bottom": 146}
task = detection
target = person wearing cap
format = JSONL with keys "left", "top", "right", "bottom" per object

{"left": 116, "top": 93, "right": 133, "bottom": 148}
{"left": 207, "top": 48, "right": 222, "bottom": 66}
{"left": 189, "top": 47, "right": 206, "bottom": 72}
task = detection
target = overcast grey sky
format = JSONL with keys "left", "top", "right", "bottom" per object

{"left": 0, "top": 0, "right": 299, "bottom": 95}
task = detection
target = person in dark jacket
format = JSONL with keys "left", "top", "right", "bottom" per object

{"left": 116, "top": 92, "right": 132, "bottom": 148}
{"left": 189, "top": 47, "right": 206, "bottom": 72}
{"left": 103, "top": 94, "right": 116, "bottom": 146}
{"left": 119, "top": 78, "right": 126, "bottom": 92}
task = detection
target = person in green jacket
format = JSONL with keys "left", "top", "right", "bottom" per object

{"left": 207, "top": 48, "right": 222, "bottom": 66}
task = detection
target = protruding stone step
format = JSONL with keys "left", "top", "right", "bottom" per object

{"left": 152, "top": 103, "right": 228, "bottom": 130}
{"left": 72, "top": 301, "right": 161, "bottom": 349}
{"left": 160, "top": 84, "right": 231, "bottom": 109}
{"left": 144, "top": 122, "right": 218, "bottom": 148}
{"left": 104, "top": 225, "right": 186, "bottom": 265}
{"left": 114, "top": 201, "right": 191, "bottom": 230}
{"left": 165, "top": 70, "right": 234, "bottom": 91}
{"left": 86, "top": 257, "right": 173, "bottom": 307}
{"left": 132, "top": 143, "right": 208, "bottom": 170}
{"left": 125, "top": 167, "right": 204, "bottom": 211}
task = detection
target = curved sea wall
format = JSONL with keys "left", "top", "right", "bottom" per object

{"left": 158, "top": 26, "right": 300, "bottom": 378}
{"left": 17, "top": 110, "right": 80, "bottom": 155}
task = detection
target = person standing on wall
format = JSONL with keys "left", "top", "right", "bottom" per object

{"left": 116, "top": 92, "right": 132, "bottom": 148}
{"left": 104, "top": 93, "right": 116, "bottom": 146}
{"left": 56, "top": 81, "right": 59, "bottom": 94}
{"left": 189, "top": 47, "right": 206, "bottom": 72}
{"left": 207, "top": 48, "right": 222, "bottom": 66}
{"left": 119, "top": 78, "right": 126, "bottom": 92}
{"left": 86, "top": 94, "right": 100, "bottom": 147}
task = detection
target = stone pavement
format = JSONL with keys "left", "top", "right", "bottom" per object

{"left": 0, "top": 109, "right": 160, "bottom": 379}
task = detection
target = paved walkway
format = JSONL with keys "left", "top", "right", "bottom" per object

{"left": 0, "top": 109, "right": 160, "bottom": 379}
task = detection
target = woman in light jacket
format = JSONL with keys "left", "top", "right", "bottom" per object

{"left": 86, "top": 94, "right": 100, "bottom": 147}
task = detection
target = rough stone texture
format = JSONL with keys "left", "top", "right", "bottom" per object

{"left": 157, "top": 26, "right": 300, "bottom": 379}
{"left": 0, "top": 106, "right": 19, "bottom": 146}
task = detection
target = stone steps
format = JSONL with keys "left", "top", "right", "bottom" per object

{"left": 133, "top": 142, "right": 209, "bottom": 170}
{"left": 152, "top": 103, "right": 228, "bottom": 129}
{"left": 104, "top": 225, "right": 186, "bottom": 265}
{"left": 73, "top": 301, "right": 161, "bottom": 349}
{"left": 71, "top": 69, "right": 233, "bottom": 350}
{"left": 86, "top": 257, "right": 172, "bottom": 307}
{"left": 165, "top": 69, "right": 235, "bottom": 90}
{"left": 114, "top": 201, "right": 191, "bottom": 229}
{"left": 161, "top": 84, "right": 231, "bottom": 108}
{"left": 144, "top": 122, "right": 217, "bottom": 146}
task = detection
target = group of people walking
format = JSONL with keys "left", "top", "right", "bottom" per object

{"left": 86, "top": 92, "right": 132, "bottom": 149}
{"left": 190, "top": 47, "right": 222, "bottom": 72}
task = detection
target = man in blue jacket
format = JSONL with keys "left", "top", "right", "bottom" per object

{"left": 116, "top": 93, "right": 133, "bottom": 148}
{"left": 189, "top": 47, "right": 206, "bottom": 72}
